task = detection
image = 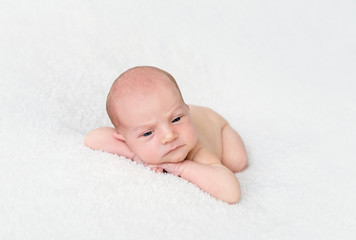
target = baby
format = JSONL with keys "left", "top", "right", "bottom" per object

{"left": 84, "top": 66, "right": 247, "bottom": 204}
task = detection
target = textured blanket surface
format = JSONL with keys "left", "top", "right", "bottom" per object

{"left": 1, "top": 0, "right": 355, "bottom": 239}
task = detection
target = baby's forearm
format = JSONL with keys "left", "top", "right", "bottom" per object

{"left": 179, "top": 161, "right": 241, "bottom": 204}
{"left": 84, "top": 127, "right": 135, "bottom": 160}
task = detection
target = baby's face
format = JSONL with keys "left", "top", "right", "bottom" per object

{"left": 116, "top": 82, "right": 198, "bottom": 165}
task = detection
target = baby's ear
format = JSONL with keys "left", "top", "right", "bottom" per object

{"left": 113, "top": 130, "right": 126, "bottom": 142}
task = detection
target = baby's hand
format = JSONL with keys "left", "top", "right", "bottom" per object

{"left": 150, "top": 166, "right": 165, "bottom": 173}
{"left": 131, "top": 156, "right": 165, "bottom": 173}
{"left": 132, "top": 156, "right": 166, "bottom": 173}
{"left": 150, "top": 160, "right": 189, "bottom": 176}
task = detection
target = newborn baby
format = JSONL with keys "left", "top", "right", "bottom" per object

{"left": 85, "top": 66, "right": 247, "bottom": 204}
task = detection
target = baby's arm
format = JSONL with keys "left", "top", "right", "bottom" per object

{"left": 155, "top": 149, "right": 241, "bottom": 204}
{"left": 84, "top": 127, "right": 135, "bottom": 160}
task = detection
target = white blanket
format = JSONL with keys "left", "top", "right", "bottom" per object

{"left": 1, "top": 0, "right": 355, "bottom": 239}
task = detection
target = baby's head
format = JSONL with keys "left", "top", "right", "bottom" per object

{"left": 106, "top": 66, "right": 198, "bottom": 164}
{"left": 106, "top": 66, "right": 183, "bottom": 127}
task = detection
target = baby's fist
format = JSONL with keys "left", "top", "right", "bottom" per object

{"left": 157, "top": 160, "right": 189, "bottom": 176}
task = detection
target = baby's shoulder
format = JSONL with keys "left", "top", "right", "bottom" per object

{"left": 189, "top": 105, "right": 228, "bottom": 127}
{"left": 187, "top": 105, "right": 228, "bottom": 163}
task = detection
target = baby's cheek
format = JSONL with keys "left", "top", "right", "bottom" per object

{"left": 140, "top": 151, "right": 161, "bottom": 165}
{"left": 187, "top": 126, "right": 198, "bottom": 145}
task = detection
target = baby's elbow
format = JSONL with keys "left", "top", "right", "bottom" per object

{"left": 226, "top": 189, "right": 241, "bottom": 204}
{"left": 84, "top": 132, "right": 95, "bottom": 149}
{"left": 84, "top": 135, "right": 91, "bottom": 148}
{"left": 225, "top": 180, "right": 241, "bottom": 204}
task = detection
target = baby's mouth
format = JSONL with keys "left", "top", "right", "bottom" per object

{"left": 164, "top": 145, "right": 184, "bottom": 156}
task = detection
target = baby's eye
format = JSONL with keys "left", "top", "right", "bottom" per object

{"left": 172, "top": 116, "right": 181, "bottom": 123}
{"left": 142, "top": 131, "right": 153, "bottom": 137}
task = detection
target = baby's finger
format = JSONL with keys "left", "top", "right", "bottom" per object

{"left": 150, "top": 166, "right": 163, "bottom": 173}
{"left": 156, "top": 168, "right": 164, "bottom": 173}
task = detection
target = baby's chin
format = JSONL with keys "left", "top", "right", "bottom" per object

{"left": 161, "top": 151, "right": 189, "bottom": 164}
{"left": 141, "top": 145, "right": 193, "bottom": 165}
{"left": 144, "top": 152, "right": 187, "bottom": 165}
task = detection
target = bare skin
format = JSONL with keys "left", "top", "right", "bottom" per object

{"left": 84, "top": 66, "right": 247, "bottom": 204}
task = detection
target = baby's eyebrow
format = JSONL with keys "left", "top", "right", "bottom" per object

{"left": 133, "top": 122, "right": 154, "bottom": 132}
{"left": 169, "top": 105, "right": 185, "bottom": 115}
{"left": 132, "top": 105, "right": 185, "bottom": 132}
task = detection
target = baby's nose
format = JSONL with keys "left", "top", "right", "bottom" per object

{"left": 161, "top": 127, "right": 177, "bottom": 144}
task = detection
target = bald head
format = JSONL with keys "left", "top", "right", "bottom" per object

{"left": 106, "top": 66, "right": 184, "bottom": 129}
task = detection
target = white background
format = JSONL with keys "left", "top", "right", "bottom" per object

{"left": 1, "top": 0, "right": 355, "bottom": 239}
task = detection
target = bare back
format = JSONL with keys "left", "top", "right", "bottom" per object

{"left": 188, "top": 105, "right": 247, "bottom": 173}
{"left": 188, "top": 105, "right": 227, "bottom": 160}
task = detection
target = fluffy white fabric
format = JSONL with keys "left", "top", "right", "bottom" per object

{"left": 1, "top": 0, "right": 355, "bottom": 239}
